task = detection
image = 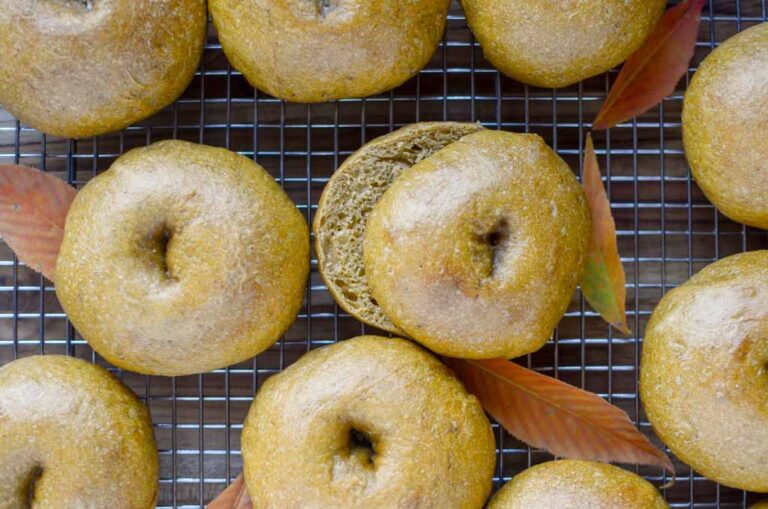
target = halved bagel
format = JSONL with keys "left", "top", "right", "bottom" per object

{"left": 364, "top": 129, "right": 591, "bottom": 359}
{"left": 314, "top": 122, "right": 484, "bottom": 333}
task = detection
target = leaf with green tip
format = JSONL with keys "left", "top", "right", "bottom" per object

{"left": 580, "top": 135, "right": 629, "bottom": 334}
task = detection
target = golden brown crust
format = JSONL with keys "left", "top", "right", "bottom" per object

{"left": 209, "top": 0, "right": 451, "bottom": 102}
{"left": 314, "top": 122, "right": 484, "bottom": 334}
{"left": 682, "top": 22, "right": 768, "bottom": 230}
{"left": 461, "top": 0, "right": 666, "bottom": 88}
{"left": 364, "top": 130, "right": 591, "bottom": 359}
{"left": 0, "top": 0, "right": 206, "bottom": 139}
{"left": 241, "top": 336, "right": 496, "bottom": 508}
{"left": 0, "top": 355, "right": 158, "bottom": 508}
{"left": 640, "top": 251, "right": 768, "bottom": 492}
{"left": 55, "top": 140, "right": 309, "bottom": 376}
{"left": 487, "top": 460, "right": 668, "bottom": 509}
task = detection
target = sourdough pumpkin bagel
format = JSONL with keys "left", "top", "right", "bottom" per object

{"left": 314, "top": 122, "right": 485, "bottom": 333}
{"left": 241, "top": 335, "right": 496, "bottom": 508}
{"left": 364, "top": 129, "right": 591, "bottom": 359}
{"left": 55, "top": 140, "right": 309, "bottom": 376}
{"left": 641, "top": 250, "right": 768, "bottom": 491}
{"left": 487, "top": 460, "right": 668, "bottom": 509}
{"left": 209, "top": 0, "right": 451, "bottom": 102}
{"left": 461, "top": 0, "right": 666, "bottom": 88}
{"left": 0, "top": 0, "right": 206, "bottom": 139}
{"left": 0, "top": 355, "right": 158, "bottom": 508}
{"left": 683, "top": 22, "right": 768, "bottom": 230}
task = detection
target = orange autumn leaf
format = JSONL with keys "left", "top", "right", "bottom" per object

{"left": 0, "top": 165, "right": 77, "bottom": 281}
{"left": 581, "top": 135, "right": 629, "bottom": 334}
{"left": 445, "top": 357, "right": 674, "bottom": 473}
{"left": 593, "top": 0, "right": 706, "bottom": 129}
{"left": 208, "top": 474, "right": 252, "bottom": 509}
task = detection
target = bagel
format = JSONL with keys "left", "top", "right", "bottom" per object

{"left": 0, "top": 0, "right": 206, "bottom": 139}
{"left": 364, "top": 129, "right": 591, "bottom": 359}
{"left": 487, "top": 460, "right": 668, "bottom": 509}
{"left": 461, "top": 0, "right": 666, "bottom": 88}
{"left": 208, "top": 0, "right": 451, "bottom": 102}
{"left": 314, "top": 122, "right": 484, "bottom": 333}
{"left": 682, "top": 22, "right": 768, "bottom": 230}
{"left": 0, "top": 355, "right": 158, "bottom": 507}
{"left": 55, "top": 140, "right": 309, "bottom": 376}
{"left": 640, "top": 250, "right": 768, "bottom": 491}
{"left": 241, "top": 335, "right": 496, "bottom": 508}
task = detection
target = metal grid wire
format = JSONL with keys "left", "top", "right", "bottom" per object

{"left": 1, "top": 1, "right": 767, "bottom": 507}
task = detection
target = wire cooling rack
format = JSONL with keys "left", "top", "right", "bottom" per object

{"left": 1, "top": 1, "right": 767, "bottom": 507}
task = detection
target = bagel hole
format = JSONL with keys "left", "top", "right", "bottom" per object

{"left": 315, "top": 0, "right": 333, "bottom": 17}
{"left": 484, "top": 218, "right": 509, "bottom": 246}
{"left": 348, "top": 427, "right": 376, "bottom": 467}
{"left": 480, "top": 218, "right": 510, "bottom": 278}
{"left": 24, "top": 466, "right": 44, "bottom": 507}
{"left": 159, "top": 226, "right": 176, "bottom": 279}
{"left": 156, "top": 226, "right": 177, "bottom": 281}
{"left": 60, "top": 0, "right": 94, "bottom": 9}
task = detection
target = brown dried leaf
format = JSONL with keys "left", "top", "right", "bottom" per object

{"left": 580, "top": 134, "right": 629, "bottom": 334}
{"left": 0, "top": 165, "right": 77, "bottom": 280}
{"left": 593, "top": 0, "right": 706, "bottom": 129}
{"left": 208, "top": 474, "right": 252, "bottom": 509}
{"left": 445, "top": 357, "right": 674, "bottom": 473}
